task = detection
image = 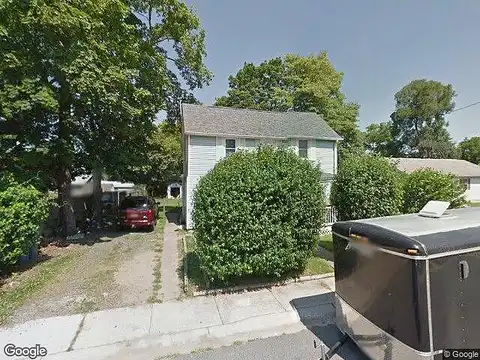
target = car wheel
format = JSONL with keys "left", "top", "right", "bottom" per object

{"left": 148, "top": 224, "right": 155, "bottom": 232}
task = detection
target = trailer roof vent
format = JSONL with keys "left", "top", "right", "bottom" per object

{"left": 418, "top": 201, "right": 450, "bottom": 218}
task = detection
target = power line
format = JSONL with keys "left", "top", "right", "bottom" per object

{"left": 452, "top": 101, "right": 480, "bottom": 113}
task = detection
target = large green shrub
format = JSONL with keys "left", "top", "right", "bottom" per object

{"left": 403, "top": 169, "right": 466, "bottom": 213}
{"left": 331, "top": 155, "right": 404, "bottom": 220}
{"left": 0, "top": 174, "right": 50, "bottom": 271}
{"left": 193, "top": 146, "right": 326, "bottom": 283}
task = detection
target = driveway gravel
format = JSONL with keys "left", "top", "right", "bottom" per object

{"left": 7, "top": 228, "right": 161, "bottom": 325}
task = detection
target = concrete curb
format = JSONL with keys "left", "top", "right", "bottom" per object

{"left": 192, "top": 272, "right": 334, "bottom": 297}
{"left": 44, "top": 308, "right": 335, "bottom": 360}
{"left": 182, "top": 235, "right": 188, "bottom": 292}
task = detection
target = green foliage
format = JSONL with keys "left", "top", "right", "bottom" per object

{"left": 390, "top": 79, "right": 456, "bottom": 158}
{"left": 364, "top": 122, "right": 397, "bottom": 156}
{"left": 458, "top": 137, "right": 480, "bottom": 165}
{"left": 215, "top": 53, "right": 363, "bottom": 156}
{"left": 402, "top": 169, "right": 466, "bottom": 213}
{"left": 0, "top": 174, "right": 50, "bottom": 271}
{"left": 193, "top": 146, "right": 326, "bottom": 283}
{"left": 331, "top": 155, "right": 404, "bottom": 220}
{"left": 0, "top": 0, "right": 211, "bottom": 234}
{"left": 109, "top": 122, "right": 182, "bottom": 196}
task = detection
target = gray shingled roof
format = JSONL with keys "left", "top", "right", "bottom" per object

{"left": 181, "top": 104, "right": 342, "bottom": 140}
{"left": 388, "top": 157, "right": 480, "bottom": 178}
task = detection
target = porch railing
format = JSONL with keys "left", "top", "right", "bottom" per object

{"left": 324, "top": 206, "right": 337, "bottom": 226}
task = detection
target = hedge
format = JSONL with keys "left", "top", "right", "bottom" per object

{"left": 193, "top": 146, "right": 326, "bottom": 283}
{"left": 0, "top": 174, "right": 50, "bottom": 271}
{"left": 403, "top": 168, "right": 466, "bottom": 213}
{"left": 331, "top": 154, "right": 404, "bottom": 220}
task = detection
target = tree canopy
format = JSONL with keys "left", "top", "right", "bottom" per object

{"left": 363, "top": 122, "right": 396, "bottom": 157}
{"left": 107, "top": 121, "right": 182, "bottom": 196}
{"left": 390, "top": 79, "right": 456, "bottom": 158}
{"left": 458, "top": 137, "right": 480, "bottom": 165}
{"left": 0, "top": 0, "right": 211, "bottom": 234}
{"left": 215, "top": 53, "right": 363, "bottom": 156}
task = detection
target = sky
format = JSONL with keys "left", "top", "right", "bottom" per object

{"left": 183, "top": 0, "right": 480, "bottom": 142}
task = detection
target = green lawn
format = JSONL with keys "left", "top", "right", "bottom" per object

{"left": 302, "top": 257, "right": 333, "bottom": 276}
{"left": 156, "top": 198, "right": 181, "bottom": 213}
{"left": 318, "top": 234, "right": 333, "bottom": 252}
{"left": 182, "top": 234, "right": 333, "bottom": 294}
{"left": 0, "top": 248, "right": 85, "bottom": 324}
{"left": 468, "top": 202, "right": 480, "bottom": 207}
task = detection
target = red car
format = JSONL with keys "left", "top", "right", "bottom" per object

{"left": 118, "top": 196, "right": 158, "bottom": 231}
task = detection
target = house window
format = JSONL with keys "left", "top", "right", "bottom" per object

{"left": 226, "top": 139, "right": 236, "bottom": 156}
{"left": 460, "top": 178, "right": 471, "bottom": 190}
{"left": 298, "top": 140, "right": 308, "bottom": 158}
{"left": 245, "top": 138, "right": 257, "bottom": 149}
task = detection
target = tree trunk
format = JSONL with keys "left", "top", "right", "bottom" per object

{"left": 92, "top": 164, "right": 103, "bottom": 226}
{"left": 57, "top": 167, "right": 76, "bottom": 236}
{"left": 57, "top": 75, "right": 76, "bottom": 236}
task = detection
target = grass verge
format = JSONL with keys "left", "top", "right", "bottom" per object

{"left": 318, "top": 234, "right": 333, "bottom": 252}
{"left": 148, "top": 211, "right": 166, "bottom": 303}
{"left": 302, "top": 257, "right": 333, "bottom": 276}
{"left": 0, "top": 248, "right": 83, "bottom": 324}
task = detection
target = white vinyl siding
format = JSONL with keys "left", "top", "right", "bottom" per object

{"left": 184, "top": 135, "right": 339, "bottom": 229}
{"left": 186, "top": 136, "right": 217, "bottom": 228}
{"left": 216, "top": 137, "right": 225, "bottom": 161}
{"left": 465, "top": 177, "right": 480, "bottom": 202}
{"left": 316, "top": 140, "right": 335, "bottom": 174}
{"left": 189, "top": 136, "right": 217, "bottom": 176}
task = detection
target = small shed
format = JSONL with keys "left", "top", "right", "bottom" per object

{"left": 167, "top": 182, "right": 182, "bottom": 199}
{"left": 332, "top": 204, "right": 480, "bottom": 360}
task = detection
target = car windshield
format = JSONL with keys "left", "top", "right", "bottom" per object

{"left": 120, "top": 197, "right": 148, "bottom": 209}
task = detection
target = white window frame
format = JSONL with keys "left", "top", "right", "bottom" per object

{"left": 461, "top": 178, "right": 471, "bottom": 190}
{"left": 298, "top": 139, "right": 308, "bottom": 158}
{"left": 245, "top": 138, "right": 258, "bottom": 150}
{"left": 225, "top": 138, "right": 236, "bottom": 156}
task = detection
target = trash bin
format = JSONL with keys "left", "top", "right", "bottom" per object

{"left": 332, "top": 205, "right": 480, "bottom": 360}
{"left": 18, "top": 245, "right": 38, "bottom": 266}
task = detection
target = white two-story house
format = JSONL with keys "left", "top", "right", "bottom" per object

{"left": 181, "top": 104, "right": 342, "bottom": 229}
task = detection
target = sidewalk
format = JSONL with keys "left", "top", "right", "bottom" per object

{"left": 0, "top": 278, "right": 335, "bottom": 360}
{"left": 159, "top": 212, "right": 182, "bottom": 302}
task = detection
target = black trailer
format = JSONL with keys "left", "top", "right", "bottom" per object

{"left": 331, "top": 206, "right": 480, "bottom": 360}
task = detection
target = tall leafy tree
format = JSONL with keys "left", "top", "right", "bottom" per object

{"left": 363, "top": 122, "right": 397, "bottom": 156}
{"left": 458, "top": 137, "right": 480, "bottom": 165}
{"left": 107, "top": 121, "right": 182, "bottom": 196}
{"left": 215, "top": 53, "right": 363, "bottom": 156}
{"left": 0, "top": 0, "right": 211, "bottom": 235}
{"left": 390, "top": 79, "right": 456, "bottom": 158}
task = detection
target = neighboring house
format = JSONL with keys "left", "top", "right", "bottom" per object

{"left": 389, "top": 158, "right": 480, "bottom": 202}
{"left": 181, "top": 104, "right": 342, "bottom": 229}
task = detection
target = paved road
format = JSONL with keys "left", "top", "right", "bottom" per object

{"left": 171, "top": 326, "right": 369, "bottom": 360}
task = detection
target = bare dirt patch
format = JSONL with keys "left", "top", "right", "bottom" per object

{"left": 5, "top": 228, "right": 162, "bottom": 325}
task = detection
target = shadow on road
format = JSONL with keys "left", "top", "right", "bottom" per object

{"left": 166, "top": 210, "right": 182, "bottom": 225}
{"left": 290, "top": 293, "right": 368, "bottom": 359}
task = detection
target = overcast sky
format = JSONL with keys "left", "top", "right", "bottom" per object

{"left": 184, "top": 0, "right": 480, "bottom": 142}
